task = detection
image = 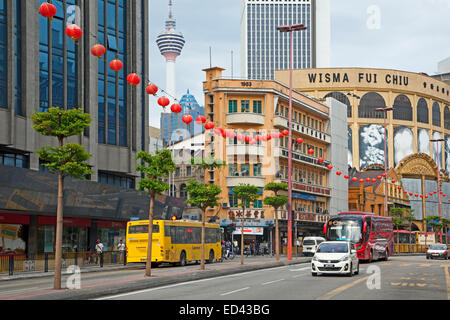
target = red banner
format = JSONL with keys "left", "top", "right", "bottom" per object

{"left": 38, "top": 216, "right": 91, "bottom": 227}
{"left": 97, "top": 220, "right": 127, "bottom": 229}
{"left": 0, "top": 213, "right": 30, "bottom": 225}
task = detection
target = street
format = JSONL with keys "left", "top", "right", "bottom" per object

{"left": 99, "top": 256, "right": 450, "bottom": 300}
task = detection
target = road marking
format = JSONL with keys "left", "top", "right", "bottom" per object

{"left": 220, "top": 287, "right": 250, "bottom": 296}
{"left": 443, "top": 265, "right": 450, "bottom": 300}
{"left": 419, "top": 264, "right": 432, "bottom": 267}
{"left": 292, "top": 274, "right": 308, "bottom": 278}
{"left": 262, "top": 279, "right": 284, "bottom": 286}
{"left": 316, "top": 275, "right": 371, "bottom": 300}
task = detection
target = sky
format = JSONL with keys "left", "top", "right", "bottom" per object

{"left": 148, "top": 0, "right": 450, "bottom": 128}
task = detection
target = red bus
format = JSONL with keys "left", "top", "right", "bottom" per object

{"left": 323, "top": 212, "right": 394, "bottom": 262}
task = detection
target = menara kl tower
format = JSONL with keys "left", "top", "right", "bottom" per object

{"left": 156, "top": 0, "right": 185, "bottom": 102}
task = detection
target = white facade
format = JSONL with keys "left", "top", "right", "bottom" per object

{"left": 240, "top": 0, "right": 331, "bottom": 80}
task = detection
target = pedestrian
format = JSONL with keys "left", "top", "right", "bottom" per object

{"left": 95, "top": 238, "right": 104, "bottom": 267}
{"left": 255, "top": 241, "right": 260, "bottom": 255}
{"left": 250, "top": 241, "right": 255, "bottom": 255}
{"left": 118, "top": 240, "right": 126, "bottom": 263}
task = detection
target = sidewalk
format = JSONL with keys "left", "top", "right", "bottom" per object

{"left": 0, "top": 255, "right": 311, "bottom": 300}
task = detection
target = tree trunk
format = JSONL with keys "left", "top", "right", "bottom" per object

{"left": 53, "top": 170, "right": 64, "bottom": 290}
{"left": 275, "top": 208, "right": 280, "bottom": 261}
{"left": 200, "top": 208, "right": 206, "bottom": 270}
{"left": 145, "top": 195, "right": 155, "bottom": 277}
{"left": 396, "top": 226, "right": 399, "bottom": 254}
{"left": 240, "top": 209, "right": 245, "bottom": 265}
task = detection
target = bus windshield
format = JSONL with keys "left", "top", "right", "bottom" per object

{"left": 327, "top": 218, "right": 363, "bottom": 242}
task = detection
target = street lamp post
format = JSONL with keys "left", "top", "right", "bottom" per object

{"left": 430, "top": 138, "right": 444, "bottom": 244}
{"left": 277, "top": 23, "right": 306, "bottom": 261}
{"left": 376, "top": 107, "right": 393, "bottom": 217}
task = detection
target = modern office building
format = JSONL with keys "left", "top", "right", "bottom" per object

{"left": 160, "top": 90, "right": 205, "bottom": 145}
{"left": 202, "top": 67, "right": 347, "bottom": 246}
{"left": 275, "top": 67, "right": 450, "bottom": 225}
{"left": 156, "top": 0, "right": 185, "bottom": 101}
{"left": 240, "top": 0, "right": 330, "bottom": 80}
{"left": 0, "top": 0, "right": 185, "bottom": 256}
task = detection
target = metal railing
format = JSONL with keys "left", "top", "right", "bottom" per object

{"left": 0, "top": 251, "right": 127, "bottom": 276}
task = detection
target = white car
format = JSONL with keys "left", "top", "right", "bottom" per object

{"left": 302, "top": 236, "right": 325, "bottom": 257}
{"left": 311, "top": 241, "right": 359, "bottom": 277}
{"left": 426, "top": 244, "right": 449, "bottom": 260}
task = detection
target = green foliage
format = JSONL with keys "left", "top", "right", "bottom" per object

{"left": 37, "top": 143, "right": 92, "bottom": 179}
{"left": 136, "top": 149, "right": 176, "bottom": 197}
{"left": 32, "top": 107, "right": 91, "bottom": 140}
{"left": 264, "top": 182, "right": 288, "bottom": 194}
{"left": 403, "top": 209, "right": 416, "bottom": 222}
{"left": 191, "top": 156, "right": 226, "bottom": 170}
{"left": 185, "top": 179, "right": 222, "bottom": 211}
{"left": 263, "top": 195, "right": 288, "bottom": 210}
{"left": 389, "top": 207, "right": 405, "bottom": 227}
{"left": 426, "top": 215, "right": 443, "bottom": 231}
{"left": 232, "top": 184, "right": 260, "bottom": 209}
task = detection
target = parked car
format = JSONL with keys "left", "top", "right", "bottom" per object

{"left": 311, "top": 241, "right": 359, "bottom": 277}
{"left": 302, "top": 237, "right": 325, "bottom": 256}
{"left": 426, "top": 244, "right": 449, "bottom": 260}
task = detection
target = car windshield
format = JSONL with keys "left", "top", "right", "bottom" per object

{"left": 303, "top": 240, "right": 316, "bottom": 245}
{"left": 429, "top": 244, "right": 447, "bottom": 250}
{"left": 316, "top": 243, "right": 348, "bottom": 253}
{"left": 327, "top": 218, "right": 362, "bottom": 242}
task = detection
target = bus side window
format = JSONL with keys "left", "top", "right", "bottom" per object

{"left": 365, "top": 217, "right": 371, "bottom": 241}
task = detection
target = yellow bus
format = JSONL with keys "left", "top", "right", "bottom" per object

{"left": 126, "top": 219, "right": 222, "bottom": 266}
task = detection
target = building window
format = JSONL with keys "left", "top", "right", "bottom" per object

{"left": 253, "top": 100, "right": 262, "bottom": 114}
{"left": 393, "top": 94, "right": 412, "bottom": 121}
{"left": 358, "top": 92, "right": 386, "bottom": 118}
{"left": 444, "top": 106, "right": 450, "bottom": 130}
{"left": 0, "top": 0, "right": 6, "bottom": 109}
{"left": 324, "top": 92, "right": 351, "bottom": 118}
{"left": 180, "top": 184, "right": 187, "bottom": 199}
{"left": 228, "top": 100, "right": 237, "bottom": 113}
{"left": 253, "top": 163, "right": 262, "bottom": 177}
{"left": 241, "top": 100, "right": 250, "bottom": 113}
{"left": 98, "top": 171, "right": 135, "bottom": 189}
{"left": 432, "top": 102, "right": 441, "bottom": 127}
{"left": 0, "top": 151, "right": 29, "bottom": 169}
{"left": 417, "top": 98, "right": 429, "bottom": 124}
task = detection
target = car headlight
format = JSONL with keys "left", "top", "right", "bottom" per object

{"left": 312, "top": 255, "right": 319, "bottom": 261}
{"left": 339, "top": 255, "right": 350, "bottom": 262}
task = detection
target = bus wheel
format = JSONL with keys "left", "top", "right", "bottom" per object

{"left": 383, "top": 249, "right": 389, "bottom": 261}
{"left": 179, "top": 251, "right": 187, "bottom": 266}
{"left": 208, "top": 250, "right": 215, "bottom": 264}
{"left": 369, "top": 250, "right": 373, "bottom": 263}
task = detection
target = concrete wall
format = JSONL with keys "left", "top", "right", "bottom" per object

{"left": 327, "top": 97, "right": 349, "bottom": 215}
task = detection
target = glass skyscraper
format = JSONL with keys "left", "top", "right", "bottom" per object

{"left": 0, "top": 0, "right": 149, "bottom": 186}
{"left": 240, "top": 0, "right": 330, "bottom": 80}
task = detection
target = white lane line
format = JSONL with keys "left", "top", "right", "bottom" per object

{"left": 220, "top": 287, "right": 250, "bottom": 296}
{"left": 293, "top": 274, "right": 308, "bottom": 278}
{"left": 289, "top": 267, "right": 310, "bottom": 271}
{"left": 262, "top": 279, "right": 284, "bottom": 285}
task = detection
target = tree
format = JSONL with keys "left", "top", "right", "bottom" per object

{"left": 31, "top": 107, "right": 92, "bottom": 290}
{"left": 403, "top": 209, "right": 415, "bottom": 253}
{"left": 232, "top": 184, "right": 261, "bottom": 265}
{"left": 263, "top": 182, "right": 288, "bottom": 261}
{"left": 426, "top": 215, "right": 443, "bottom": 244}
{"left": 441, "top": 218, "right": 450, "bottom": 246}
{"left": 185, "top": 179, "right": 222, "bottom": 270}
{"left": 389, "top": 207, "right": 405, "bottom": 254}
{"left": 136, "top": 149, "right": 175, "bottom": 277}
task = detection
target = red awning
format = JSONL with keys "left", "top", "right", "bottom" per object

{"left": 38, "top": 216, "right": 91, "bottom": 227}
{"left": 97, "top": 220, "right": 127, "bottom": 229}
{"left": 0, "top": 213, "right": 30, "bottom": 225}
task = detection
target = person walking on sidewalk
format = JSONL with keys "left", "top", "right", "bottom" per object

{"left": 95, "top": 239, "right": 104, "bottom": 267}
{"left": 118, "top": 240, "right": 126, "bottom": 263}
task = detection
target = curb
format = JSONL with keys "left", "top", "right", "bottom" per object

{"left": 25, "top": 259, "right": 310, "bottom": 300}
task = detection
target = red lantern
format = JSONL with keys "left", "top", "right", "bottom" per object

{"left": 415, "top": 194, "right": 419, "bottom": 197}
{"left": 308, "top": 149, "right": 314, "bottom": 155}
{"left": 420, "top": 195, "right": 423, "bottom": 198}
{"left": 297, "top": 138, "right": 303, "bottom": 144}
{"left": 282, "top": 130, "right": 289, "bottom": 136}
{"left": 443, "top": 194, "right": 447, "bottom": 197}
{"left": 196, "top": 116, "right": 207, "bottom": 126}
{"left": 397, "top": 186, "right": 402, "bottom": 190}
{"left": 214, "top": 127, "right": 223, "bottom": 135}
{"left": 228, "top": 132, "right": 236, "bottom": 139}
{"left": 409, "top": 193, "right": 413, "bottom": 196}
{"left": 404, "top": 191, "right": 408, "bottom": 194}
{"left": 245, "top": 136, "right": 251, "bottom": 143}
{"left": 266, "top": 134, "right": 272, "bottom": 141}
{"left": 425, "top": 195, "right": 429, "bottom": 199}
{"left": 318, "top": 158, "right": 324, "bottom": 163}
{"left": 91, "top": 44, "right": 106, "bottom": 58}
{"left": 377, "top": 176, "right": 382, "bottom": 180}
{"left": 237, "top": 135, "right": 245, "bottom": 142}
{"left": 359, "top": 179, "right": 365, "bottom": 183}
{"left": 146, "top": 83, "right": 158, "bottom": 96}
{"left": 170, "top": 104, "right": 182, "bottom": 114}
{"left": 327, "top": 165, "right": 333, "bottom": 170}
{"left": 205, "top": 122, "right": 215, "bottom": 130}
{"left": 127, "top": 73, "right": 141, "bottom": 86}
{"left": 109, "top": 59, "right": 124, "bottom": 72}
{"left": 336, "top": 171, "right": 342, "bottom": 176}
{"left": 382, "top": 173, "right": 387, "bottom": 177}
{"left": 366, "top": 178, "right": 371, "bottom": 182}
{"left": 255, "top": 135, "right": 261, "bottom": 142}
{"left": 391, "top": 180, "right": 396, "bottom": 184}
{"left": 344, "top": 175, "right": 350, "bottom": 179}
{"left": 182, "top": 114, "right": 193, "bottom": 124}
{"left": 352, "top": 177, "right": 358, "bottom": 182}
{"left": 372, "top": 179, "right": 377, "bottom": 183}
{"left": 158, "top": 97, "right": 170, "bottom": 108}
{"left": 39, "top": 2, "right": 57, "bottom": 20}
{"left": 66, "top": 24, "right": 83, "bottom": 41}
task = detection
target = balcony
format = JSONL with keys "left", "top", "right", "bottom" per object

{"left": 273, "top": 115, "right": 331, "bottom": 144}
{"left": 226, "top": 144, "right": 265, "bottom": 157}
{"left": 276, "top": 147, "right": 331, "bottom": 170}
{"left": 226, "top": 176, "right": 266, "bottom": 188}
{"left": 227, "top": 112, "right": 265, "bottom": 125}
{"left": 273, "top": 178, "right": 331, "bottom": 198}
